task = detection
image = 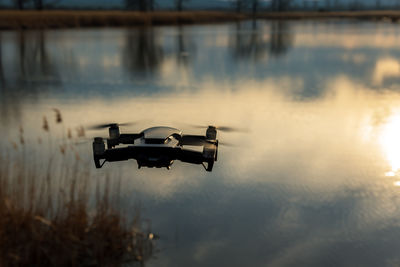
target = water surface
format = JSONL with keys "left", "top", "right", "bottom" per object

{"left": 2, "top": 20, "right": 400, "bottom": 266}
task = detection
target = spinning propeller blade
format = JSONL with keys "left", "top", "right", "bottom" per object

{"left": 217, "top": 141, "right": 235, "bottom": 147}
{"left": 87, "top": 122, "right": 137, "bottom": 130}
{"left": 214, "top": 126, "right": 242, "bottom": 133}
{"left": 74, "top": 136, "right": 107, "bottom": 145}
{"left": 181, "top": 138, "right": 234, "bottom": 147}
{"left": 187, "top": 124, "right": 248, "bottom": 133}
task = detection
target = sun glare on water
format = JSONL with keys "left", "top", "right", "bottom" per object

{"left": 379, "top": 114, "right": 400, "bottom": 177}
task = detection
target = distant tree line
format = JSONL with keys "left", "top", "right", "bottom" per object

{"left": 6, "top": 0, "right": 400, "bottom": 12}
{"left": 126, "top": 0, "right": 400, "bottom": 12}
{"left": 12, "top": 0, "right": 61, "bottom": 10}
{"left": 106, "top": 0, "right": 286, "bottom": 13}
{"left": 235, "top": 0, "right": 290, "bottom": 13}
{"left": 12, "top": 0, "right": 67, "bottom": 10}
{"left": 125, "top": 0, "right": 154, "bottom": 11}
{"left": 124, "top": 0, "right": 192, "bottom": 12}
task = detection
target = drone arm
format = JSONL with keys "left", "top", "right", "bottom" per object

{"left": 107, "top": 133, "right": 143, "bottom": 148}
{"left": 176, "top": 149, "right": 205, "bottom": 165}
{"left": 180, "top": 135, "right": 207, "bottom": 146}
{"left": 118, "top": 133, "right": 143, "bottom": 144}
{"left": 103, "top": 146, "right": 138, "bottom": 162}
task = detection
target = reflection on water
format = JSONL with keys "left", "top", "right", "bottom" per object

{"left": 123, "top": 28, "right": 164, "bottom": 77}
{"left": 0, "top": 30, "right": 61, "bottom": 125}
{"left": 380, "top": 114, "right": 400, "bottom": 175}
{"left": 3, "top": 20, "right": 400, "bottom": 266}
{"left": 231, "top": 21, "right": 293, "bottom": 62}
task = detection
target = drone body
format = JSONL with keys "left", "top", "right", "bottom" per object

{"left": 92, "top": 125, "right": 218, "bottom": 171}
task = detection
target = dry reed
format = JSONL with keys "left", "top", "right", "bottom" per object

{"left": 0, "top": 110, "right": 155, "bottom": 266}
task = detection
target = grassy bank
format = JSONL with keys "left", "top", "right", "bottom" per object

{"left": 0, "top": 10, "right": 400, "bottom": 29}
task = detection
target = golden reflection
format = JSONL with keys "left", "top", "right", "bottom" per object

{"left": 386, "top": 171, "right": 396, "bottom": 177}
{"left": 373, "top": 58, "right": 400, "bottom": 86}
{"left": 6, "top": 75, "right": 400, "bottom": 195}
{"left": 379, "top": 113, "right": 400, "bottom": 175}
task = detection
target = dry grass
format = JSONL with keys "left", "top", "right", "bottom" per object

{"left": 0, "top": 10, "right": 399, "bottom": 29}
{"left": 0, "top": 10, "right": 246, "bottom": 29}
{"left": 256, "top": 10, "right": 400, "bottom": 21}
{"left": 0, "top": 111, "right": 155, "bottom": 266}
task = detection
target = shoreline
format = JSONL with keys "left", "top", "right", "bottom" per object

{"left": 0, "top": 10, "right": 399, "bottom": 29}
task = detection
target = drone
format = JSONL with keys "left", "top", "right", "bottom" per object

{"left": 91, "top": 123, "right": 235, "bottom": 172}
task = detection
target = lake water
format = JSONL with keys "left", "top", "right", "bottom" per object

{"left": 2, "top": 20, "right": 400, "bottom": 266}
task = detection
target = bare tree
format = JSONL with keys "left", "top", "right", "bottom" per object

{"left": 235, "top": 0, "right": 244, "bottom": 13}
{"left": 271, "top": 0, "right": 292, "bottom": 12}
{"left": 34, "top": 0, "right": 43, "bottom": 10}
{"left": 333, "top": 0, "right": 340, "bottom": 10}
{"left": 271, "top": 0, "right": 278, "bottom": 11}
{"left": 14, "top": 0, "right": 62, "bottom": 10}
{"left": 375, "top": 0, "right": 381, "bottom": 9}
{"left": 0, "top": 34, "right": 4, "bottom": 88}
{"left": 13, "top": 0, "right": 25, "bottom": 9}
{"left": 325, "top": 0, "right": 331, "bottom": 10}
{"left": 251, "top": 0, "right": 259, "bottom": 15}
{"left": 148, "top": 0, "right": 154, "bottom": 11}
{"left": 175, "top": 0, "right": 189, "bottom": 11}
{"left": 125, "top": 0, "right": 153, "bottom": 11}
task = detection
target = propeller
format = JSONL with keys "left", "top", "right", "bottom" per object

{"left": 87, "top": 122, "right": 137, "bottom": 130}
{"left": 217, "top": 141, "right": 236, "bottom": 147}
{"left": 187, "top": 124, "right": 248, "bottom": 133}
{"left": 73, "top": 136, "right": 107, "bottom": 146}
{"left": 181, "top": 137, "right": 235, "bottom": 147}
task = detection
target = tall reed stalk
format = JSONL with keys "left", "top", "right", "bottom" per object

{"left": 0, "top": 110, "right": 155, "bottom": 266}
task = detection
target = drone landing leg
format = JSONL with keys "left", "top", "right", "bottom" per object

{"left": 94, "top": 157, "right": 107, "bottom": 169}
{"left": 202, "top": 161, "right": 214, "bottom": 172}
{"left": 100, "top": 159, "right": 107, "bottom": 168}
{"left": 201, "top": 163, "right": 206, "bottom": 171}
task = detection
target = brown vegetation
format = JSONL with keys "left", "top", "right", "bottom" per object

{"left": 0, "top": 112, "right": 155, "bottom": 266}
{"left": 0, "top": 10, "right": 246, "bottom": 29}
{"left": 256, "top": 10, "right": 400, "bottom": 21}
{"left": 0, "top": 10, "right": 400, "bottom": 29}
